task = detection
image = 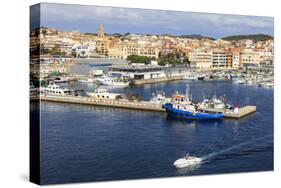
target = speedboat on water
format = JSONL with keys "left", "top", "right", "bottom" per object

{"left": 173, "top": 154, "right": 202, "bottom": 168}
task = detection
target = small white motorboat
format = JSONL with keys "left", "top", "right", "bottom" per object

{"left": 173, "top": 154, "right": 202, "bottom": 168}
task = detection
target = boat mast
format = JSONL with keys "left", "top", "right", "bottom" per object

{"left": 186, "top": 84, "right": 190, "bottom": 103}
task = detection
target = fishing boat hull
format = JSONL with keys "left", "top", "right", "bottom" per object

{"left": 163, "top": 103, "right": 224, "bottom": 120}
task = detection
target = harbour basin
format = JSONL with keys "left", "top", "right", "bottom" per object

{"left": 31, "top": 80, "right": 273, "bottom": 184}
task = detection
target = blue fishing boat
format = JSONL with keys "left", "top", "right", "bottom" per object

{"left": 163, "top": 103, "right": 224, "bottom": 120}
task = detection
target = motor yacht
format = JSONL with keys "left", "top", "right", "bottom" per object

{"left": 95, "top": 75, "right": 129, "bottom": 87}
{"left": 40, "top": 82, "right": 70, "bottom": 95}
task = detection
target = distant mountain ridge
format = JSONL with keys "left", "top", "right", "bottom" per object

{"left": 221, "top": 34, "right": 273, "bottom": 41}
{"left": 31, "top": 27, "right": 273, "bottom": 41}
{"left": 177, "top": 34, "right": 215, "bottom": 40}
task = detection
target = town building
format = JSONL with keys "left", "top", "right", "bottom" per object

{"left": 108, "top": 65, "right": 167, "bottom": 80}
{"left": 232, "top": 52, "right": 240, "bottom": 68}
{"left": 96, "top": 39, "right": 109, "bottom": 56}
{"left": 225, "top": 51, "right": 233, "bottom": 68}
{"left": 108, "top": 41, "right": 160, "bottom": 59}
{"left": 71, "top": 44, "right": 96, "bottom": 58}
{"left": 188, "top": 51, "right": 212, "bottom": 69}
{"left": 212, "top": 50, "right": 226, "bottom": 68}
{"left": 240, "top": 50, "right": 262, "bottom": 67}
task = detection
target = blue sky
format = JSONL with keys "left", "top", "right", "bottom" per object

{"left": 31, "top": 3, "right": 274, "bottom": 39}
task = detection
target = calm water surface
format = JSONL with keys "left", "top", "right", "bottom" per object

{"left": 31, "top": 79, "right": 273, "bottom": 184}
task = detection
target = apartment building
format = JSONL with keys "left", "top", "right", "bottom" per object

{"left": 240, "top": 50, "right": 262, "bottom": 67}
{"left": 108, "top": 41, "right": 159, "bottom": 59}
{"left": 232, "top": 52, "right": 240, "bottom": 68}
{"left": 225, "top": 51, "right": 233, "bottom": 68}
{"left": 71, "top": 44, "right": 96, "bottom": 58}
{"left": 212, "top": 51, "right": 226, "bottom": 68}
{"left": 96, "top": 39, "right": 109, "bottom": 56}
{"left": 188, "top": 51, "right": 212, "bottom": 69}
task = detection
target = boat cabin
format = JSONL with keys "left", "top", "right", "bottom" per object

{"left": 171, "top": 94, "right": 189, "bottom": 104}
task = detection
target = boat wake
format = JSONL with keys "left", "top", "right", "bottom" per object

{"left": 200, "top": 134, "right": 273, "bottom": 162}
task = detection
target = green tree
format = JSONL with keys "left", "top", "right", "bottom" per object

{"left": 158, "top": 53, "right": 180, "bottom": 67}
{"left": 127, "top": 55, "right": 151, "bottom": 64}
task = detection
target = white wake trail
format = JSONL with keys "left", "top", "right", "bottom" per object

{"left": 200, "top": 134, "right": 273, "bottom": 161}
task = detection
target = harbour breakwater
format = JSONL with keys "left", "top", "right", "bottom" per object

{"left": 31, "top": 94, "right": 256, "bottom": 119}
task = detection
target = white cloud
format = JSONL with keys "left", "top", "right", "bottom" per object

{"left": 39, "top": 3, "right": 273, "bottom": 36}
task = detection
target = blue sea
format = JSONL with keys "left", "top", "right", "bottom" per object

{"left": 31, "top": 80, "right": 273, "bottom": 184}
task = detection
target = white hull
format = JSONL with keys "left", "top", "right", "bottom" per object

{"left": 96, "top": 77, "right": 129, "bottom": 87}
{"left": 214, "top": 103, "right": 225, "bottom": 109}
{"left": 184, "top": 75, "right": 197, "bottom": 81}
{"left": 173, "top": 156, "right": 202, "bottom": 168}
{"left": 87, "top": 88, "right": 123, "bottom": 99}
{"left": 78, "top": 78, "right": 95, "bottom": 83}
{"left": 53, "top": 77, "right": 69, "bottom": 83}
{"left": 40, "top": 82, "right": 70, "bottom": 95}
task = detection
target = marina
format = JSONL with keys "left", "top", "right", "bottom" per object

{"left": 30, "top": 61, "right": 262, "bottom": 120}
{"left": 31, "top": 68, "right": 259, "bottom": 119}
{"left": 32, "top": 80, "right": 273, "bottom": 184}
{"left": 30, "top": 59, "right": 272, "bottom": 122}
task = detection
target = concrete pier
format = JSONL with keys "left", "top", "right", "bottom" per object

{"left": 133, "top": 75, "right": 184, "bottom": 85}
{"left": 38, "top": 95, "right": 165, "bottom": 112}
{"left": 203, "top": 106, "right": 257, "bottom": 119}
{"left": 31, "top": 95, "right": 256, "bottom": 119}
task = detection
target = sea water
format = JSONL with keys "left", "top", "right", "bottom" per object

{"left": 31, "top": 80, "right": 273, "bottom": 184}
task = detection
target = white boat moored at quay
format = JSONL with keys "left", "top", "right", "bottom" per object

{"left": 150, "top": 91, "right": 171, "bottom": 104}
{"left": 53, "top": 76, "right": 70, "bottom": 83}
{"left": 212, "top": 97, "right": 225, "bottom": 109}
{"left": 184, "top": 74, "right": 197, "bottom": 81}
{"left": 78, "top": 78, "right": 95, "bottom": 83}
{"left": 40, "top": 82, "right": 71, "bottom": 95}
{"left": 87, "top": 88, "right": 124, "bottom": 100}
{"left": 258, "top": 81, "right": 274, "bottom": 88}
{"left": 95, "top": 75, "right": 129, "bottom": 87}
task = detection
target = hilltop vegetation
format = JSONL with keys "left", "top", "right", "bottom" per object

{"left": 221, "top": 34, "right": 273, "bottom": 41}
{"left": 177, "top": 34, "right": 215, "bottom": 40}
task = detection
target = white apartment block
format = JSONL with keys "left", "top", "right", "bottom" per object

{"left": 71, "top": 44, "right": 96, "bottom": 58}
{"left": 232, "top": 52, "right": 240, "bottom": 68}
{"left": 108, "top": 42, "right": 159, "bottom": 59}
{"left": 212, "top": 51, "right": 226, "bottom": 68}
{"left": 188, "top": 51, "right": 212, "bottom": 69}
{"left": 240, "top": 50, "right": 262, "bottom": 67}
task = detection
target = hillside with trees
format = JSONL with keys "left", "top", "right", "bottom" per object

{"left": 221, "top": 34, "right": 273, "bottom": 41}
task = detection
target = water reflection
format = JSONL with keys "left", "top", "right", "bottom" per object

{"left": 175, "top": 164, "right": 201, "bottom": 175}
